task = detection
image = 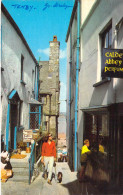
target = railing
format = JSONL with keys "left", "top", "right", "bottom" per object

{"left": 14, "top": 126, "right": 18, "bottom": 150}
{"left": 14, "top": 126, "right": 24, "bottom": 150}
{"left": 29, "top": 141, "right": 35, "bottom": 184}
{"left": 35, "top": 136, "right": 43, "bottom": 162}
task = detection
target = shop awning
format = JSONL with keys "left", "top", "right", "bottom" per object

{"left": 80, "top": 104, "right": 112, "bottom": 115}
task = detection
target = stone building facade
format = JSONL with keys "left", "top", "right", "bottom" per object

{"left": 39, "top": 36, "right": 60, "bottom": 144}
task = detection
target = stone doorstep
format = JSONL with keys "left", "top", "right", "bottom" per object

{"left": 11, "top": 161, "right": 29, "bottom": 168}
{"left": 10, "top": 154, "right": 30, "bottom": 167}
{"left": 12, "top": 167, "right": 29, "bottom": 176}
{"left": 8, "top": 175, "right": 29, "bottom": 183}
{"left": 9, "top": 154, "right": 30, "bottom": 182}
{"left": 10, "top": 153, "right": 30, "bottom": 162}
{"left": 9, "top": 154, "right": 41, "bottom": 184}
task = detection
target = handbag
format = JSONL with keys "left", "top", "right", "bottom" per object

{"left": 80, "top": 153, "right": 88, "bottom": 163}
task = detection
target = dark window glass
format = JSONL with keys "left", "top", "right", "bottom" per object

{"left": 21, "top": 55, "right": 24, "bottom": 81}
{"left": 101, "top": 24, "right": 112, "bottom": 79}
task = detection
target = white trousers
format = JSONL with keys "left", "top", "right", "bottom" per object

{"left": 44, "top": 156, "right": 54, "bottom": 180}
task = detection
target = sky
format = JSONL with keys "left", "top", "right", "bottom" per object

{"left": 2, "top": 0, "right": 74, "bottom": 112}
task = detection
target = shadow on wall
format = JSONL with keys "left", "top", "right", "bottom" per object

{"left": 89, "top": 80, "right": 113, "bottom": 107}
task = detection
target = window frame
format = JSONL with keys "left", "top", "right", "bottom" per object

{"left": 101, "top": 24, "right": 112, "bottom": 80}
{"left": 20, "top": 54, "right": 26, "bottom": 85}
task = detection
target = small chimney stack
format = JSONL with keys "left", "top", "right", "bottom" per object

{"left": 53, "top": 36, "right": 57, "bottom": 42}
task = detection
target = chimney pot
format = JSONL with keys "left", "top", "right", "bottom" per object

{"left": 53, "top": 36, "right": 57, "bottom": 42}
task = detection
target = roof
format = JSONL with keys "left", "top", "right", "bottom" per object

{"left": 1, "top": 3, "right": 38, "bottom": 65}
{"left": 28, "top": 98, "right": 43, "bottom": 105}
{"left": 65, "top": 0, "right": 78, "bottom": 42}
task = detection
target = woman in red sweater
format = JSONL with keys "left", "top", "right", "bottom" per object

{"left": 41, "top": 133, "right": 56, "bottom": 185}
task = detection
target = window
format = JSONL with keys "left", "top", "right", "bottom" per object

{"left": 21, "top": 54, "right": 24, "bottom": 81}
{"left": 39, "top": 95, "right": 47, "bottom": 104}
{"left": 101, "top": 24, "right": 112, "bottom": 79}
{"left": 84, "top": 112, "right": 109, "bottom": 156}
{"left": 42, "top": 114, "right": 47, "bottom": 131}
{"left": 32, "top": 69, "right": 34, "bottom": 91}
{"left": 102, "top": 24, "right": 112, "bottom": 49}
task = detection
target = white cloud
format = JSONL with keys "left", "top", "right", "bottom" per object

{"left": 60, "top": 48, "right": 67, "bottom": 59}
{"left": 37, "top": 48, "right": 49, "bottom": 57}
{"left": 60, "top": 82, "right": 66, "bottom": 99}
{"left": 60, "top": 82, "right": 66, "bottom": 112}
{"left": 60, "top": 82, "right": 66, "bottom": 90}
{"left": 37, "top": 47, "right": 66, "bottom": 59}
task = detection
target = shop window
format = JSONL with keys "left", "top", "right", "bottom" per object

{"left": 102, "top": 25, "right": 112, "bottom": 49}
{"left": 117, "top": 18, "right": 123, "bottom": 47}
{"left": 84, "top": 112, "right": 109, "bottom": 156}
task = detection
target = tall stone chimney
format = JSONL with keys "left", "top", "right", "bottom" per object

{"left": 38, "top": 36, "right": 60, "bottom": 142}
{"left": 49, "top": 36, "right": 60, "bottom": 72}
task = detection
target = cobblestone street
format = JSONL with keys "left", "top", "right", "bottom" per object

{"left": 1, "top": 162, "right": 100, "bottom": 195}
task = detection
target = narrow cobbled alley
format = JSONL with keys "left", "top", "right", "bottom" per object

{"left": 1, "top": 162, "right": 100, "bottom": 195}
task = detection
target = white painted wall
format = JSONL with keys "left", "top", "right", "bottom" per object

{"left": 1, "top": 11, "right": 37, "bottom": 139}
{"left": 81, "top": 0, "right": 97, "bottom": 25}
{"left": 79, "top": 0, "right": 123, "bottom": 109}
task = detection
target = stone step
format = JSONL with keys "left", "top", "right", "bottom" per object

{"left": 12, "top": 168, "right": 29, "bottom": 176}
{"left": 8, "top": 175, "right": 29, "bottom": 183}
{"left": 11, "top": 161, "right": 29, "bottom": 168}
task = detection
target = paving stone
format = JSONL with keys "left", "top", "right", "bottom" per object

{"left": 1, "top": 162, "right": 101, "bottom": 195}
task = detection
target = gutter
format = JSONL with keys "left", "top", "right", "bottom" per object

{"left": 68, "top": 28, "right": 72, "bottom": 164}
{"left": 36, "top": 58, "right": 40, "bottom": 100}
{"left": 65, "top": 0, "right": 77, "bottom": 42}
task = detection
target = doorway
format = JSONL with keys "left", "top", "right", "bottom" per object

{"left": 9, "top": 93, "right": 21, "bottom": 151}
{"left": 10, "top": 104, "right": 18, "bottom": 149}
{"left": 119, "top": 116, "right": 123, "bottom": 186}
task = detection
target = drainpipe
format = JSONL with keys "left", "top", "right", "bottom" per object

{"left": 34, "top": 65, "right": 37, "bottom": 99}
{"left": 74, "top": 0, "right": 80, "bottom": 171}
{"left": 1, "top": 25, "right": 2, "bottom": 59}
{"left": 36, "top": 57, "right": 40, "bottom": 100}
{"left": 69, "top": 28, "right": 72, "bottom": 166}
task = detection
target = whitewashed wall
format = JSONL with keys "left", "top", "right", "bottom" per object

{"left": 79, "top": 0, "right": 123, "bottom": 109}
{"left": 78, "top": 0, "right": 123, "bottom": 152}
{"left": 1, "top": 11, "right": 37, "bottom": 137}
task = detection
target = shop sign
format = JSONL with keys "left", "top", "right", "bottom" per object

{"left": 101, "top": 48, "right": 123, "bottom": 78}
{"left": 23, "top": 130, "right": 33, "bottom": 142}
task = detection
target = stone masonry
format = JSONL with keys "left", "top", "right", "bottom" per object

{"left": 39, "top": 36, "right": 60, "bottom": 144}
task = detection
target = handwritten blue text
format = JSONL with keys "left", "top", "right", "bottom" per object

{"left": 12, "top": 4, "right": 37, "bottom": 12}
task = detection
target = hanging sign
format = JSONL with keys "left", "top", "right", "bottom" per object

{"left": 101, "top": 48, "right": 123, "bottom": 78}
{"left": 23, "top": 130, "right": 33, "bottom": 142}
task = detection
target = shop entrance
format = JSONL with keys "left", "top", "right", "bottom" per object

{"left": 119, "top": 116, "right": 123, "bottom": 186}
